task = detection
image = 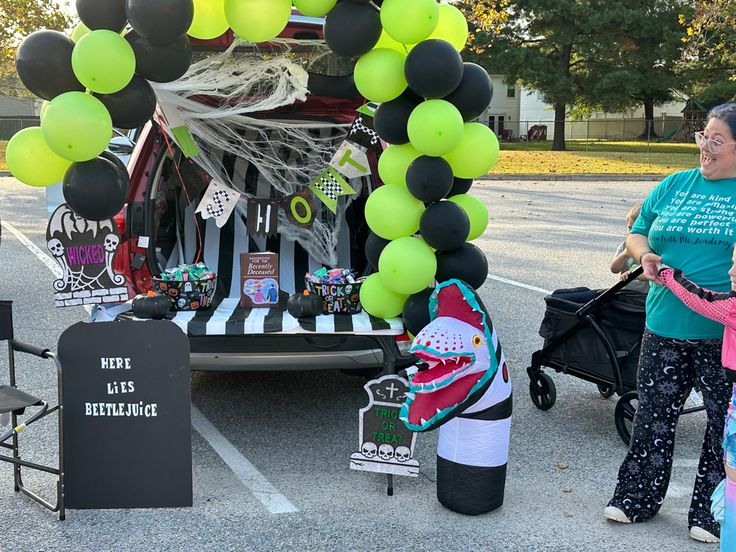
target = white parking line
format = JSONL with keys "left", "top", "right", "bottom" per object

{"left": 191, "top": 405, "right": 298, "bottom": 514}
{"left": 3, "top": 218, "right": 298, "bottom": 514}
{"left": 487, "top": 273, "right": 552, "bottom": 295}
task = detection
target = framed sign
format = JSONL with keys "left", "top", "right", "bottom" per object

{"left": 350, "top": 375, "right": 419, "bottom": 477}
{"left": 58, "top": 320, "right": 192, "bottom": 509}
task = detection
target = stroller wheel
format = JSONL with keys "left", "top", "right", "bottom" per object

{"left": 529, "top": 372, "right": 556, "bottom": 410}
{"left": 615, "top": 390, "right": 639, "bottom": 446}
{"left": 597, "top": 383, "right": 615, "bottom": 399}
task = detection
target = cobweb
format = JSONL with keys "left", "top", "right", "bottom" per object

{"left": 152, "top": 38, "right": 361, "bottom": 266}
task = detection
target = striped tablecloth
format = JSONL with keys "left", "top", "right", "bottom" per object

{"left": 120, "top": 297, "right": 404, "bottom": 336}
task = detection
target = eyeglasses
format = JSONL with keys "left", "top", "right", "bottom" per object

{"left": 694, "top": 131, "right": 736, "bottom": 155}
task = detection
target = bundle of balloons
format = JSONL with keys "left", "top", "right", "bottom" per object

{"left": 333, "top": 0, "right": 498, "bottom": 328}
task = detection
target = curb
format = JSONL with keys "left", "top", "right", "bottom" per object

{"left": 479, "top": 173, "right": 667, "bottom": 182}
{"left": 0, "top": 172, "right": 10, "bottom": 177}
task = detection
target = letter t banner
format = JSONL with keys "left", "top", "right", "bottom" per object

{"left": 329, "top": 141, "right": 371, "bottom": 179}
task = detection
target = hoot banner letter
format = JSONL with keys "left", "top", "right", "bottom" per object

{"left": 400, "top": 280, "right": 512, "bottom": 515}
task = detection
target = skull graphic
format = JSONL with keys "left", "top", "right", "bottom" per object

{"left": 361, "top": 442, "right": 377, "bottom": 459}
{"left": 103, "top": 233, "right": 119, "bottom": 253}
{"left": 378, "top": 444, "right": 394, "bottom": 461}
{"left": 47, "top": 238, "right": 65, "bottom": 257}
{"left": 394, "top": 446, "right": 411, "bottom": 462}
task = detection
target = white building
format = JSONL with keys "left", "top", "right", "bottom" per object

{"left": 483, "top": 75, "right": 686, "bottom": 141}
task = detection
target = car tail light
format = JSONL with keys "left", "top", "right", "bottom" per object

{"left": 395, "top": 332, "right": 413, "bottom": 355}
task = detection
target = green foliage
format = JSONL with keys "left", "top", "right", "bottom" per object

{"left": 0, "top": 0, "right": 72, "bottom": 96}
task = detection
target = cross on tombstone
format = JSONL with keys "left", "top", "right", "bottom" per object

{"left": 386, "top": 383, "right": 399, "bottom": 399}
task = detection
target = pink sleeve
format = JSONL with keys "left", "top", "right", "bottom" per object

{"left": 660, "top": 268, "right": 736, "bottom": 327}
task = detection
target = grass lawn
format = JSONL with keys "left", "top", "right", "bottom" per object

{"left": 0, "top": 138, "right": 701, "bottom": 175}
{"left": 495, "top": 140, "right": 700, "bottom": 174}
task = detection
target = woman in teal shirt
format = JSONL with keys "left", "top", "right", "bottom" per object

{"left": 605, "top": 104, "right": 736, "bottom": 544}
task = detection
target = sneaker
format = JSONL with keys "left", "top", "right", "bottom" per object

{"left": 604, "top": 506, "right": 631, "bottom": 523}
{"left": 689, "top": 526, "right": 719, "bottom": 543}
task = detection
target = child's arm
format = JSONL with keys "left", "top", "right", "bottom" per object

{"left": 610, "top": 250, "right": 630, "bottom": 274}
{"left": 659, "top": 268, "right": 736, "bottom": 328}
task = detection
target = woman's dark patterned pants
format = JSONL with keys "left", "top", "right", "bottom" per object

{"left": 608, "top": 330, "right": 731, "bottom": 535}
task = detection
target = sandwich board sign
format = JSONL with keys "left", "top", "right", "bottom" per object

{"left": 58, "top": 320, "right": 192, "bottom": 509}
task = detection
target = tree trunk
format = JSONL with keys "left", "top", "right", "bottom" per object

{"left": 552, "top": 102, "right": 567, "bottom": 151}
{"left": 641, "top": 98, "right": 658, "bottom": 139}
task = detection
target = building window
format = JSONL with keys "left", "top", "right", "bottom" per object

{"left": 506, "top": 84, "right": 516, "bottom": 98}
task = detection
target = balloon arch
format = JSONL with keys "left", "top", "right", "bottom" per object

{"left": 7, "top": 0, "right": 498, "bottom": 322}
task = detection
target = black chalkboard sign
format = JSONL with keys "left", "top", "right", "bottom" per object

{"left": 58, "top": 320, "right": 192, "bottom": 509}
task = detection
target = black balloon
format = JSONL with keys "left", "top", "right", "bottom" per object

{"left": 63, "top": 157, "right": 128, "bottom": 221}
{"left": 446, "top": 177, "right": 473, "bottom": 198}
{"left": 95, "top": 75, "right": 156, "bottom": 129}
{"left": 435, "top": 244, "right": 488, "bottom": 290}
{"left": 126, "top": 0, "right": 194, "bottom": 46}
{"left": 405, "top": 39, "right": 464, "bottom": 99}
{"left": 100, "top": 150, "right": 129, "bottom": 176}
{"left": 77, "top": 0, "right": 127, "bottom": 32}
{"left": 374, "top": 92, "right": 422, "bottom": 145}
{"left": 402, "top": 288, "right": 435, "bottom": 336}
{"left": 126, "top": 31, "right": 192, "bottom": 83}
{"left": 324, "top": 2, "right": 381, "bottom": 58}
{"left": 15, "top": 31, "right": 84, "bottom": 100}
{"left": 366, "top": 232, "right": 391, "bottom": 269}
{"left": 420, "top": 202, "right": 470, "bottom": 252}
{"left": 444, "top": 63, "right": 493, "bottom": 122}
{"left": 407, "top": 156, "right": 454, "bottom": 203}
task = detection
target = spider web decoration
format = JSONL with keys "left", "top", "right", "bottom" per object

{"left": 153, "top": 39, "right": 364, "bottom": 266}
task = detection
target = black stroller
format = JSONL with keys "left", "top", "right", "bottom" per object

{"left": 527, "top": 267, "right": 705, "bottom": 445}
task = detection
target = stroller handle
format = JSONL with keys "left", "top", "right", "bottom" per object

{"left": 575, "top": 265, "right": 645, "bottom": 319}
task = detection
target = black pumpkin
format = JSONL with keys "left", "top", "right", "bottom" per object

{"left": 132, "top": 292, "right": 171, "bottom": 320}
{"left": 287, "top": 291, "right": 323, "bottom": 318}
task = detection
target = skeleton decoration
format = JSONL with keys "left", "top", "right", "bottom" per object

{"left": 400, "top": 280, "right": 512, "bottom": 516}
{"left": 46, "top": 204, "right": 130, "bottom": 308}
{"left": 350, "top": 375, "right": 419, "bottom": 478}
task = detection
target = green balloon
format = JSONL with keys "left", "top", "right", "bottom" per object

{"left": 39, "top": 100, "right": 50, "bottom": 123}
{"left": 293, "top": 0, "right": 337, "bottom": 17}
{"left": 407, "top": 99, "right": 465, "bottom": 157}
{"left": 378, "top": 237, "right": 437, "bottom": 295}
{"left": 443, "top": 123, "right": 500, "bottom": 179}
{"left": 378, "top": 143, "right": 420, "bottom": 186}
{"left": 449, "top": 194, "right": 489, "bottom": 241}
{"left": 72, "top": 30, "right": 135, "bottom": 94}
{"left": 428, "top": 4, "right": 468, "bottom": 52}
{"left": 225, "top": 0, "right": 291, "bottom": 43}
{"left": 189, "top": 0, "right": 230, "bottom": 39}
{"left": 375, "top": 30, "right": 409, "bottom": 53}
{"left": 359, "top": 273, "right": 408, "bottom": 319}
{"left": 70, "top": 22, "right": 91, "bottom": 43}
{"left": 354, "top": 48, "right": 407, "bottom": 103}
{"left": 365, "top": 184, "right": 424, "bottom": 240}
{"left": 381, "top": 0, "right": 439, "bottom": 44}
{"left": 41, "top": 92, "right": 112, "bottom": 162}
{"left": 6, "top": 127, "right": 71, "bottom": 187}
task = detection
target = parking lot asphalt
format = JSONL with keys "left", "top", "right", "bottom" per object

{"left": 0, "top": 176, "right": 712, "bottom": 552}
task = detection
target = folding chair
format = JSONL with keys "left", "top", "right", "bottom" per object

{"left": 0, "top": 301, "right": 65, "bottom": 520}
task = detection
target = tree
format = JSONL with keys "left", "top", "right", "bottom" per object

{"left": 681, "top": 0, "right": 736, "bottom": 103}
{"left": 579, "top": 0, "right": 692, "bottom": 139}
{"left": 0, "top": 0, "right": 72, "bottom": 96}
{"left": 459, "top": 0, "right": 626, "bottom": 151}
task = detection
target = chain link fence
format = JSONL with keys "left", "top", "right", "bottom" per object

{"left": 486, "top": 116, "right": 697, "bottom": 146}
{"left": 0, "top": 117, "right": 40, "bottom": 140}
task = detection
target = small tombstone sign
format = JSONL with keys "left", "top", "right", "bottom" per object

{"left": 58, "top": 320, "right": 192, "bottom": 509}
{"left": 46, "top": 204, "right": 130, "bottom": 308}
{"left": 350, "top": 374, "right": 419, "bottom": 477}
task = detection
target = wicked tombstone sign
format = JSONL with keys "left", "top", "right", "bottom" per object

{"left": 46, "top": 204, "right": 129, "bottom": 308}
{"left": 58, "top": 320, "right": 192, "bottom": 509}
{"left": 350, "top": 374, "right": 419, "bottom": 477}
